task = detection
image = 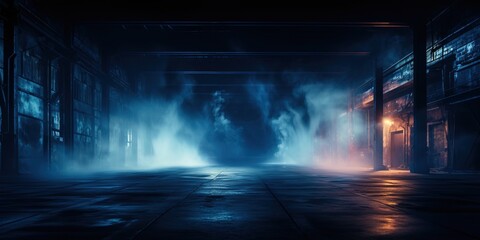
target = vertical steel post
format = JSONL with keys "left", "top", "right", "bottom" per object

{"left": 1, "top": 1, "right": 18, "bottom": 175}
{"left": 411, "top": 22, "right": 429, "bottom": 173}
{"left": 373, "top": 64, "right": 386, "bottom": 170}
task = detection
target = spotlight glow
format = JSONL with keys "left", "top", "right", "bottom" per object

{"left": 383, "top": 118, "right": 394, "bottom": 126}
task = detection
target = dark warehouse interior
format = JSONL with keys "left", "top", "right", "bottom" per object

{"left": 1, "top": 0, "right": 480, "bottom": 239}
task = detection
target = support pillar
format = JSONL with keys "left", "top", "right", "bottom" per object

{"left": 348, "top": 89, "right": 354, "bottom": 163}
{"left": 101, "top": 84, "right": 110, "bottom": 158}
{"left": 100, "top": 48, "right": 110, "bottom": 160}
{"left": 63, "top": 24, "right": 74, "bottom": 163}
{"left": 373, "top": 64, "right": 387, "bottom": 170}
{"left": 1, "top": 2, "right": 18, "bottom": 175}
{"left": 411, "top": 22, "right": 429, "bottom": 173}
{"left": 44, "top": 58, "right": 52, "bottom": 169}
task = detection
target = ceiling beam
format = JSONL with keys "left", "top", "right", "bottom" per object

{"left": 114, "top": 51, "right": 370, "bottom": 57}
{"left": 141, "top": 71, "right": 346, "bottom": 75}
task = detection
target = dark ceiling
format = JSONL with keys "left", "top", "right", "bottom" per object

{"left": 30, "top": 0, "right": 463, "bottom": 86}
{"left": 34, "top": 0, "right": 455, "bottom": 23}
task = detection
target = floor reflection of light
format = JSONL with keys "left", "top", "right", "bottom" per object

{"left": 211, "top": 190, "right": 248, "bottom": 196}
{"left": 380, "top": 196, "right": 399, "bottom": 206}
{"left": 93, "top": 218, "right": 124, "bottom": 227}
{"left": 384, "top": 179, "right": 402, "bottom": 185}
{"left": 377, "top": 216, "right": 397, "bottom": 234}
{"left": 365, "top": 172, "right": 411, "bottom": 236}
{"left": 195, "top": 210, "right": 241, "bottom": 222}
{"left": 375, "top": 179, "right": 409, "bottom": 207}
{"left": 365, "top": 215, "right": 401, "bottom": 236}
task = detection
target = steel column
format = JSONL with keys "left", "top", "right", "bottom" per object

{"left": 1, "top": 2, "right": 18, "bottom": 175}
{"left": 411, "top": 22, "right": 429, "bottom": 173}
{"left": 373, "top": 64, "right": 386, "bottom": 170}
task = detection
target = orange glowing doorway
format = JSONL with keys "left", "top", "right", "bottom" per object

{"left": 390, "top": 130, "right": 404, "bottom": 168}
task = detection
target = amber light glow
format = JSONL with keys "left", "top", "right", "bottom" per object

{"left": 383, "top": 118, "right": 394, "bottom": 126}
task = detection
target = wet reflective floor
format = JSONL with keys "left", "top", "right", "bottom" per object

{"left": 1, "top": 165, "right": 480, "bottom": 239}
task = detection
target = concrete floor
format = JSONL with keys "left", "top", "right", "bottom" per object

{"left": 1, "top": 166, "right": 480, "bottom": 239}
